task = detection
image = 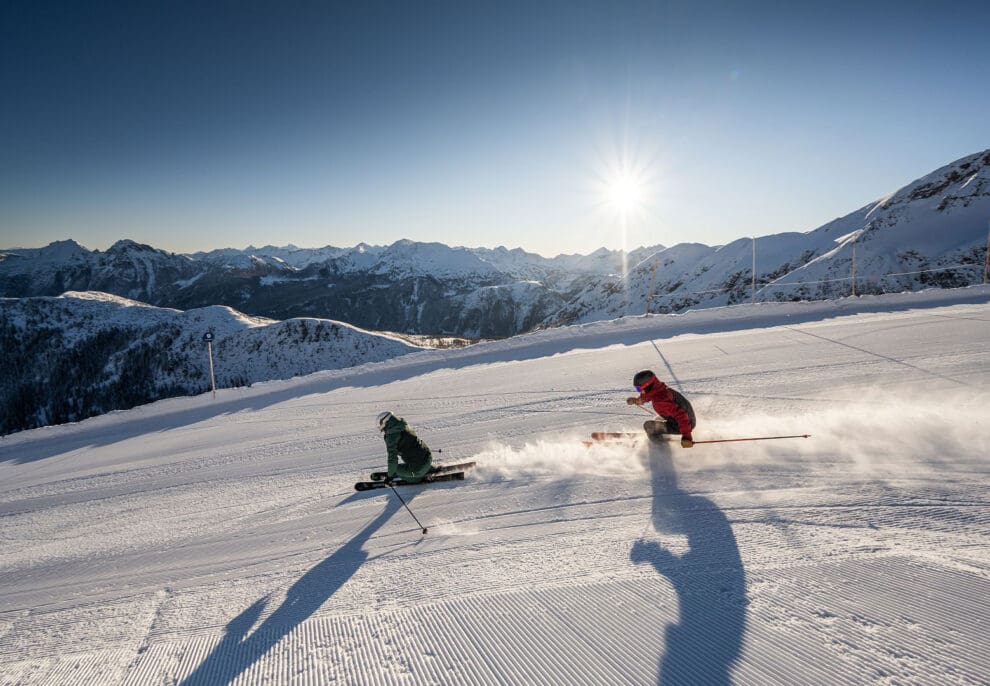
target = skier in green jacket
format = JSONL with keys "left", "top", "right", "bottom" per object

{"left": 377, "top": 411, "right": 434, "bottom": 485}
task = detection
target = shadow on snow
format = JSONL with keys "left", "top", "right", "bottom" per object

{"left": 178, "top": 496, "right": 403, "bottom": 686}
{"left": 631, "top": 444, "right": 748, "bottom": 685}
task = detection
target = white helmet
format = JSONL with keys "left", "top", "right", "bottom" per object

{"left": 376, "top": 411, "right": 394, "bottom": 431}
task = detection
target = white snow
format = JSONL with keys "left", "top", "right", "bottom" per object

{"left": 1, "top": 287, "right": 989, "bottom": 685}
{"left": 173, "top": 273, "right": 204, "bottom": 289}
{"left": 863, "top": 191, "right": 895, "bottom": 220}
{"left": 258, "top": 274, "right": 319, "bottom": 287}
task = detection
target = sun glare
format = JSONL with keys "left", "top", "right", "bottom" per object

{"left": 606, "top": 173, "right": 645, "bottom": 215}
{"left": 589, "top": 145, "right": 663, "bottom": 282}
{"left": 594, "top": 154, "right": 655, "bottom": 223}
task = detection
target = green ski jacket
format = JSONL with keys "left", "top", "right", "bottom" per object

{"left": 382, "top": 415, "right": 432, "bottom": 477}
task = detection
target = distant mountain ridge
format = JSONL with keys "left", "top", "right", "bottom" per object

{"left": 3, "top": 150, "right": 988, "bottom": 338}
{"left": 0, "top": 238, "right": 663, "bottom": 338}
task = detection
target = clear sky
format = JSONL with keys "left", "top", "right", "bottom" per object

{"left": 1, "top": 1, "right": 988, "bottom": 257}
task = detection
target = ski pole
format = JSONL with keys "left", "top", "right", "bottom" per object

{"left": 628, "top": 403, "right": 810, "bottom": 444}
{"left": 387, "top": 484, "right": 428, "bottom": 535}
{"left": 692, "top": 434, "right": 811, "bottom": 445}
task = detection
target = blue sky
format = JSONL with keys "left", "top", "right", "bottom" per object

{"left": 1, "top": 1, "right": 987, "bottom": 257}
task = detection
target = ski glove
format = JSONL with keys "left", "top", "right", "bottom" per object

{"left": 681, "top": 436, "right": 694, "bottom": 448}
{"left": 626, "top": 397, "right": 641, "bottom": 406}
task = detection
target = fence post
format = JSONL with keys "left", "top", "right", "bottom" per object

{"left": 984, "top": 216, "right": 989, "bottom": 285}
{"left": 852, "top": 238, "right": 857, "bottom": 297}
{"left": 203, "top": 332, "right": 217, "bottom": 399}
{"left": 751, "top": 236, "right": 756, "bottom": 303}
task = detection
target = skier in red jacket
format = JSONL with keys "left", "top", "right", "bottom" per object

{"left": 626, "top": 370, "right": 696, "bottom": 447}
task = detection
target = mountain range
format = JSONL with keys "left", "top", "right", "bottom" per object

{"left": 1, "top": 148, "right": 988, "bottom": 434}
{"left": 4, "top": 150, "right": 989, "bottom": 338}
{"left": 0, "top": 237, "right": 661, "bottom": 339}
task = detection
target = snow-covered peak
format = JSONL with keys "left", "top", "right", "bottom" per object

{"left": 196, "top": 243, "right": 388, "bottom": 269}
{"left": 44, "top": 238, "right": 91, "bottom": 258}
{"left": 810, "top": 149, "right": 990, "bottom": 238}
{"left": 372, "top": 240, "right": 502, "bottom": 279}
{"left": 107, "top": 239, "right": 161, "bottom": 254}
{"left": 541, "top": 244, "right": 664, "bottom": 274}
{"left": 0, "top": 238, "right": 92, "bottom": 263}
{"left": 898, "top": 149, "right": 990, "bottom": 208}
{"left": 60, "top": 290, "right": 160, "bottom": 308}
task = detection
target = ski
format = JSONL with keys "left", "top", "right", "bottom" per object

{"left": 584, "top": 431, "right": 812, "bottom": 449}
{"left": 369, "top": 461, "right": 476, "bottom": 481}
{"left": 355, "top": 471, "right": 466, "bottom": 492}
{"left": 583, "top": 431, "right": 676, "bottom": 447}
{"left": 590, "top": 432, "right": 642, "bottom": 440}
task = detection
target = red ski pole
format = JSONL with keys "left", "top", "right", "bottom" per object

{"left": 629, "top": 402, "right": 810, "bottom": 445}
{"left": 692, "top": 434, "right": 811, "bottom": 445}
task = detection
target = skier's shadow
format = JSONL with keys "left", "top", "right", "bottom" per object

{"left": 631, "top": 444, "right": 748, "bottom": 685}
{"left": 179, "top": 495, "right": 403, "bottom": 686}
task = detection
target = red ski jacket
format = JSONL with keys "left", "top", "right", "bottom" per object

{"left": 639, "top": 381, "right": 693, "bottom": 436}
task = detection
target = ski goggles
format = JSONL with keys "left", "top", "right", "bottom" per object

{"left": 635, "top": 380, "right": 657, "bottom": 393}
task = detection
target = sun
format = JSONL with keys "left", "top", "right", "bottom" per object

{"left": 605, "top": 172, "right": 646, "bottom": 216}
{"left": 589, "top": 142, "right": 663, "bottom": 239}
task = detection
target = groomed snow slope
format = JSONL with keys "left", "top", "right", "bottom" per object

{"left": 2, "top": 288, "right": 989, "bottom": 685}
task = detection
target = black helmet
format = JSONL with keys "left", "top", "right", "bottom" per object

{"left": 633, "top": 370, "right": 657, "bottom": 389}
